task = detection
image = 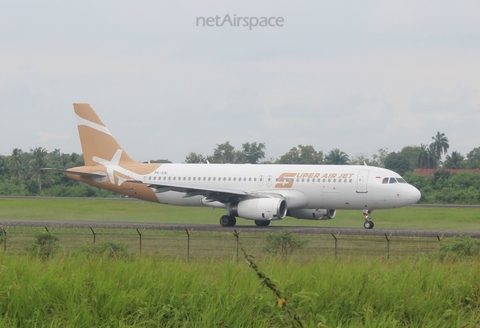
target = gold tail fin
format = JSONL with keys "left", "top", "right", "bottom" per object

{"left": 73, "top": 103, "right": 137, "bottom": 166}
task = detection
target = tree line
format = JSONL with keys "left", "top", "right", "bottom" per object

{"left": 1, "top": 131, "right": 480, "bottom": 203}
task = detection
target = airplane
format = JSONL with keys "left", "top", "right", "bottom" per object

{"left": 43, "top": 103, "right": 421, "bottom": 229}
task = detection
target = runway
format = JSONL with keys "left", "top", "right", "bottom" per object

{"left": 1, "top": 219, "right": 479, "bottom": 238}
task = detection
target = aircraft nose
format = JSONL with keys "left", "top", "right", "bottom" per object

{"left": 410, "top": 185, "right": 421, "bottom": 203}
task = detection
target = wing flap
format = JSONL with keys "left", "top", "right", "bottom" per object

{"left": 126, "top": 179, "right": 248, "bottom": 203}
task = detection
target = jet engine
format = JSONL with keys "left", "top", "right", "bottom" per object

{"left": 229, "top": 198, "right": 287, "bottom": 221}
{"left": 288, "top": 208, "right": 336, "bottom": 220}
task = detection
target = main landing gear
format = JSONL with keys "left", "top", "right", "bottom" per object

{"left": 219, "top": 216, "right": 271, "bottom": 227}
{"left": 254, "top": 220, "right": 270, "bottom": 227}
{"left": 363, "top": 209, "right": 374, "bottom": 229}
{"left": 220, "top": 215, "right": 236, "bottom": 227}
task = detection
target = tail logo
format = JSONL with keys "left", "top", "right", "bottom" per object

{"left": 92, "top": 149, "right": 125, "bottom": 185}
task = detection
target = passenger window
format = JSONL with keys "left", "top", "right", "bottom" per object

{"left": 389, "top": 178, "right": 397, "bottom": 184}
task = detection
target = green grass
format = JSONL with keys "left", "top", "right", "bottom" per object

{"left": 0, "top": 253, "right": 479, "bottom": 327}
{"left": 1, "top": 197, "right": 480, "bottom": 327}
{"left": 1, "top": 197, "right": 480, "bottom": 231}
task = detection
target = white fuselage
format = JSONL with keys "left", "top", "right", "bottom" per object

{"left": 129, "top": 163, "right": 420, "bottom": 211}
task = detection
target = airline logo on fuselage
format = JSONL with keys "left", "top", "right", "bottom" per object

{"left": 275, "top": 172, "right": 355, "bottom": 188}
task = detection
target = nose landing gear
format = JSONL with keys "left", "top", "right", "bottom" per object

{"left": 363, "top": 209, "right": 374, "bottom": 229}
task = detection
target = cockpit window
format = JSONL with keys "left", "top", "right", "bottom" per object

{"left": 382, "top": 178, "right": 389, "bottom": 184}
{"left": 396, "top": 178, "right": 406, "bottom": 183}
{"left": 389, "top": 177, "right": 397, "bottom": 184}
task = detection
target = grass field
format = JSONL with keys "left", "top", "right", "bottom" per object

{"left": 1, "top": 197, "right": 480, "bottom": 327}
{"left": 0, "top": 253, "right": 480, "bottom": 327}
{"left": 1, "top": 197, "right": 480, "bottom": 231}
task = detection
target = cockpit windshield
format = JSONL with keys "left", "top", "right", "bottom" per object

{"left": 382, "top": 177, "right": 407, "bottom": 184}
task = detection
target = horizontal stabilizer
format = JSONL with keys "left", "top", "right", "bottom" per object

{"left": 41, "top": 168, "right": 107, "bottom": 178}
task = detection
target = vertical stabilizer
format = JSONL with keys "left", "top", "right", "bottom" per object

{"left": 73, "top": 103, "right": 137, "bottom": 166}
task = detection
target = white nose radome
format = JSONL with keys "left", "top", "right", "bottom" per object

{"left": 409, "top": 185, "right": 421, "bottom": 204}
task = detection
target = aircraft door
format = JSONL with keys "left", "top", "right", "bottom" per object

{"left": 266, "top": 175, "right": 273, "bottom": 187}
{"left": 258, "top": 175, "right": 264, "bottom": 187}
{"left": 356, "top": 170, "right": 369, "bottom": 193}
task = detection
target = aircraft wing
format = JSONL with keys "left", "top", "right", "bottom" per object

{"left": 41, "top": 168, "right": 107, "bottom": 179}
{"left": 126, "top": 179, "right": 278, "bottom": 203}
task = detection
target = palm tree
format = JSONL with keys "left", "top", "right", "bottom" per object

{"left": 325, "top": 148, "right": 350, "bottom": 165}
{"left": 8, "top": 148, "right": 24, "bottom": 179}
{"left": 29, "top": 147, "right": 48, "bottom": 193}
{"left": 430, "top": 131, "right": 449, "bottom": 160}
{"left": 417, "top": 144, "right": 437, "bottom": 168}
{"left": 443, "top": 151, "right": 464, "bottom": 169}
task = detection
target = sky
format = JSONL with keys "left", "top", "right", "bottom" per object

{"left": 1, "top": 1, "right": 479, "bottom": 163}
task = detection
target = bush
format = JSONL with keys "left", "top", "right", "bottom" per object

{"left": 28, "top": 232, "right": 61, "bottom": 261}
{"left": 79, "top": 241, "right": 129, "bottom": 259}
{"left": 440, "top": 236, "right": 480, "bottom": 259}
{"left": 264, "top": 230, "right": 309, "bottom": 260}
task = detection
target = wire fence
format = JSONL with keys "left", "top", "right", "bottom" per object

{"left": 0, "top": 226, "right": 444, "bottom": 260}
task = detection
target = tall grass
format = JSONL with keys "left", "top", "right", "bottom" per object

{"left": 0, "top": 253, "right": 480, "bottom": 327}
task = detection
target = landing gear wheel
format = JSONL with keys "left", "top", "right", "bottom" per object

{"left": 254, "top": 220, "right": 271, "bottom": 227}
{"left": 220, "top": 215, "right": 236, "bottom": 227}
{"left": 364, "top": 220, "right": 374, "bottom": 229}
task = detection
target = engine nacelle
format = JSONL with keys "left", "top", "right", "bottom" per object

{"left": 230, "top": 198, "right": 287, "bottom": 221}
{"left": 288, "top": 208, "right": 336, "bottom": 220}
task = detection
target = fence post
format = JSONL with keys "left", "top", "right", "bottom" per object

{"left": 185, "top": 229, "right": 191, "bottom": 262}
{"left": 136, "top": 229, "right": 142, "bottom": 253}
{"left": 437, "top": 234, "right": 444, "bottom": 252}
{"left": 1, "top": 226, "right": 6, "bottom": 253}
{"left": 384, "top": 234, "right": 391, "bottom": 259}
{"left": 90, "top": 228, "right": 96, "bottom": 244}
{"left": 331, "top": 233, "right": 339, "bottom": 259}
{"left": 235, "top": 231, "right": 240, "bottom": 262}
